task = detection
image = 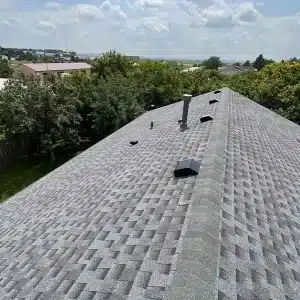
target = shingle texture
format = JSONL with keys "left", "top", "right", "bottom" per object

{"left": 0, "top": 88, "right": 300, "bottom": 300}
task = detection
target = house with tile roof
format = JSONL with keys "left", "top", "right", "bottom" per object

{"left": 0, "top": 88, "right": 300, "bottom": 300}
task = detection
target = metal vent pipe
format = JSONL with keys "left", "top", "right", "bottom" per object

{"left": 180, "top": 94, "right": 192, "bottom": 130}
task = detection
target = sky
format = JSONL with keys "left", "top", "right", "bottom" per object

{"left": 0, "top": 0, "right": 300, "bottom": 60}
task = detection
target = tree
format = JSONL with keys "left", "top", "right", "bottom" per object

{"left": 90, "top": 74, "right": 144, "bottom": 138}
{"left": 243, "top": 60, "right": 251, "bottom": 67}
{"left": 290, "top": 57, "right": 298, "bottom": 62}
{"left": 91, "top": 50, "right": 135, "bottom": 79}
{"left": 202, "top": 56, "right": 222, "bottom": 70}
{"left": 253, "top": 54, "right": 275, "bottom": 71}
{"left": 0, "top": 75, "right": 81, "bottom": 161}
{"left": 253, "top": 54, "right": 265, "bottom": 70}
{"left": 131, "top": 60, "right": 183, "bottom": 108}
{"left": 0, "top": 59, "right": 13, "bottom": 78}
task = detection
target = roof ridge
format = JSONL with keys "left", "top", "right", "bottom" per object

{"left": 164, "top": 89, "right": 230, "bottom": 299}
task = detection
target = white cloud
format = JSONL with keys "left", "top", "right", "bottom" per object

{"left": 136, "top": 0, "right": 164, "bottom": 8}
{"left": 0, "top": 0, "right": 299, "bottom": 60}
{"left": 189, "top": 0, "right": 260, "bottom": 28}
{"left": 37, "top": 20, "right": 56, "bottom": 29}
{"left": 202, "top": 8, "right": 235, "bottom": 28}
{"left": 255, "top": 1, "right": 264, "bottom": 7}
{"left": 45, "top": 2, "right": 61, "bottom": 10}
{"left": 236, "top": 2, "right": 260, "bottom": 22}
{"left": 3, "top": 18, "right": 18, "bottom": 26}
{"left": 142, "top": 17, "right": 169, "bottom": 33}
{"left": 0, "top": 0, "right": 11, "bottom": 9}
{"left": 76, "top": 4, "right": 103, "bottom": 21}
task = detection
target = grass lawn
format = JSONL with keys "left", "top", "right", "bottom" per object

{"left": 0, "top": 154, "right": 71, "bottom": 203}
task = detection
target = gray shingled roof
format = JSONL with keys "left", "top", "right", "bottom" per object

{"left": 1, "top": 88, "right": 300, "bottom": 300}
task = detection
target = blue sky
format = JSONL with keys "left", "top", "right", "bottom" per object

{"left": 0, "top": 0, "right": 300, "bottom": 60}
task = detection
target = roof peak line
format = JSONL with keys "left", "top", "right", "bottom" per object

{"left": 164, "top": 89, "right": 230, "bottom": 300}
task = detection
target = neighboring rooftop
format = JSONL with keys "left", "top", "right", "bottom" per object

{"left": 180, "top": 66, "right": 204, "bottom": 73}
{"left": 1, "top": 88, "right": 300, "bottom": 299}
{"left": 218, "top": 65, "right": 251, "bottom": 75}
{"left": 22, "top": 62, "right": 92, "bottom": 72}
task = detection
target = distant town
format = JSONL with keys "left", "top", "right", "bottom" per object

{"left": 0, "top": 46, "right": 96, "bottom": 63}
{"left": 0, "top": 46, "right": 142, "bottom": 63}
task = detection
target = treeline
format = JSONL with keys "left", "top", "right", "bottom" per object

{"left": 0, "top": 50, "right": 300, "bottom": 162}
{"left": 0, "top": 46, "right": 77, "bottom": 63}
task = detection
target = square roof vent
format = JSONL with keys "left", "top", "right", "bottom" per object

{"left": 209, "top": 99, "right": 219, "bottom": 104}
{"left": 200, "top": 115, "right": 213, "bottom": 123}
{"left": 174, "top": 159, "right": 200, "bottom": 178}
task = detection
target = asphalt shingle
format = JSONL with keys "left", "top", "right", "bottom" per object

{"left": 1, "top": 88, "right": 300, "bottom": 300}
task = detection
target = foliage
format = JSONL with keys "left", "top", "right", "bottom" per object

{"left": 253, "top": 54, "right": 275, "bottom": 71}
{"left": 243, "top": 60, "right": 251, "bottom": 67}
{"left": 2, "top": 50, "right": 300, "bottom": 164}
{"left": 202, "top": 56, "right": 222, "bottom": 70}
{"left": 0, "top": 59, "right": 13, "bottom": 78}
{"left": 181, "top": 69, "right": 224, "bottom": 96}
{"left": 91, "top": 50, "right": 135, "bottom": 79}
{"left": 131, "top": 60, "right": 183, "bottom": 108}
{"left": 0, "top": 74, "right": 81, "bottom": 161}
{"left": 67, "top": 71, "right": 143, "bottom": 140}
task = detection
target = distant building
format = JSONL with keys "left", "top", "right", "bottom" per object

{"left": 1, "top": 55, "right": 9, "bottom": 60}
{"left": 180, "top": 66, "right": 204, "bottom": 73}
{"left": 218, "top": 65, "right": 252, "bottom": 75}
{"left": 45, "top": 52, "right": 56, "bottom": 57}
{"left": 17, "top": 62, "right": 92, "bottom": 78}
{"left": 35, "top": 51, "right": 45, "bottom": 56}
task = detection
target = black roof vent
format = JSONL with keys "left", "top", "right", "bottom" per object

{"left": 174, "top": 159, "right": 200, "bottom": 178}
{"left": 150, "top": 121, "right": 154, "bottom": 129}
{"left": 149, "top": 104, "right": 156, "bottom": 110}
{"left": 178, "top": 120, "right": 182, "bottom": 123}
{"left": 213, "top": 90, "right": 221, "bottom": 94}
{"left": 209, "top": 99, "right": 219, "bottom": 104}
{"left": 130, "top": 140, "right": 138, "bottom": 145}
{"left": 200, "top": 115, "right": 213, "bottom": 123}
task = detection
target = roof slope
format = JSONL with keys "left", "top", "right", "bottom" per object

{"left": 1, "top": 88, "right": 300, "bottom": 299}
{"left": 23, "top": 63, "right": 91, "bottom": 72}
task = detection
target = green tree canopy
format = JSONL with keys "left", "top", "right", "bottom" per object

{"left": 202, "top": 56, "right": 222, "bottom": 70}
{"left": 91, "top": 50, "right": 135, "bottom": 79}
{"left": 243, "top": 60, "right": 251, "bottom": 67}
{"left": 0, "top": 59, "right": 13, "bottom": 78}
{"left": 253, "top": 54, "right": 275, "bottom": 71}
{"left": 0, "top": 75, "right": 81, "bottom": 161}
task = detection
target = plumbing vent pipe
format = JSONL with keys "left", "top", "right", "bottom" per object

{"left": 180, "top": 94, "right": 192, "bottom": 130}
